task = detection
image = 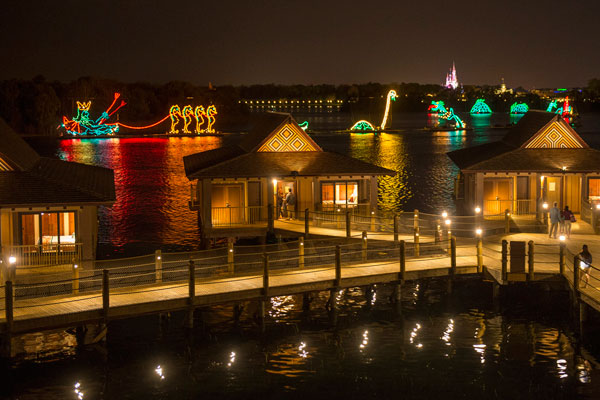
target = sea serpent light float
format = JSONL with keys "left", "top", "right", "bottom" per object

{"left": 350, "top": 90, "right": 397, "bottom": 132}
{"left": 429, "top": 101, "right": 466, "bottom": 129}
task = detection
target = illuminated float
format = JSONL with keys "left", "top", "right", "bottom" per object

{"left": 61, "top": 92, "right": 218, "bottom": 136}
{"left": 428, "top": 101, "right": 466, "bottom": 129}
{"left": 470, "top": 99, "right": 492, "bottom": 114}
{"left": 510, "top": 102, "right": 529, "bottom": 114}
{"left": 350, "top": 90, "right": 397, "bottom": 132}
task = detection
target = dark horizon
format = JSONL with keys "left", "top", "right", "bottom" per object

{"left": 2, "top": 1, "right": 599, "bottom": 89}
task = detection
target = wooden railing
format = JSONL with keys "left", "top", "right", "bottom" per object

{"left": 212, "top": 206, "right": 267, "bottom": 227}
{"left": 4, "top": 243, "right": 82, "bottom": 267}
{"left": 483, "top": 199, "right": 536, "bottom": 216}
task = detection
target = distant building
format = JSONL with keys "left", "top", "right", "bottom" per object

{"left": 448, "top": 111, "right": 600, "bottom": 219}
{"left": 0, "top": 119, "right": 115, "bottom": 274}
{"left": 184, "top": 112, "right": 394, "bottom": 241}
{"left": 495, "top": 78, "right": 513, "bottom": 95}
{"left": 445, "top": 62, "right": 459, "bottom": 90}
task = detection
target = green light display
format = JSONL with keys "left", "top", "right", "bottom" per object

{"left": 470, "top": 99, "right": 492, "bottom": 114}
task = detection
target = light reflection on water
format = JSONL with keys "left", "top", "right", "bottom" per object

{"left": 7, "top": 282, "right": 598, "bottom": 398}
{"left": 28, "top": 116, "right": 513, "bottom": 255}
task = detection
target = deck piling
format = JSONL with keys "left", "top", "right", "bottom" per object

{"left": 414, "top": 227, "right": 420, "bottom": 257}
{"left": 102, "top": 270, "right": 109, "bottom": 325}
{"left": 393, "top": 214, "right": 399, "bottom": 243}
{"left": 501, "top": 240, "right": 508, "bottom": 281}
{"left": 187, "top": 260, "right": 195, "bottom": 328}
{"left": 3, "top": 281, "right": 13, "bottom": 358}
{"left": 227, "top": 239, "right": 234, "bottom": 274}
{"left": 528, "top": 241, "right": 535, "bottom": 281}
{"left": 559, "top": 243, "right": 566, "bottom": 275}
{"left": 72, "top": 263, "right": 80, "bottom": 295}
{"left": 299, "top": 237, "right": 305, "bottom": 269}
{"left": 304, "top": 209, "right": 310, "bottom": 237}
{"left": 476, "top": 238, "right": 483, "bottom": 274}
{"left": 155, "top": 250, "right": 162, "bottom": 284}
{"left": 346, "top": 211, "right": 351, "bottom": 238}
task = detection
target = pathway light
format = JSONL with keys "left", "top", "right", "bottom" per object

{"left": 476, "top": 228, "right": 482, "bottom": 236}
{"left": 475, "top": 206, "right": 481, "bottom": 214}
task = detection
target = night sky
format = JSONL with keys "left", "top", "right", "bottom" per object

{"left": 1, "top": 0, "right": 598, "bottom": 88}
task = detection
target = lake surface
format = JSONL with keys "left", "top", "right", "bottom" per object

{"left": 13, "top": 112, "right": 600, "bottom": 399}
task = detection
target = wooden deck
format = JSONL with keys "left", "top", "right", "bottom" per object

{"left": 2, "top": 216, "right": 600, "bottom": 341}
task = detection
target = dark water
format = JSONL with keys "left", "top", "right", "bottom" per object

{"left": 4, "top": 281, "right": 600, "bottom": 399}
{"left": 14, "top": 112, "right": 600, "bottom": 399}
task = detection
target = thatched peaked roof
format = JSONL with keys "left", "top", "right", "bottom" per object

{"left": 0, "top": 119, "right": 115, "bottom": 206}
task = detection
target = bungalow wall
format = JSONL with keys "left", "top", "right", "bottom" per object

{"left": 0, "top": 205, "right": 99, "bottom": 266}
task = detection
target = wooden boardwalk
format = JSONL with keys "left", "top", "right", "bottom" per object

{"left": 2, "top": 215, "right": 600, "bottom": 347}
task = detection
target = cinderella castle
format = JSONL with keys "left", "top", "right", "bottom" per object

{"left": 444, "top": 62, "right": 459, "bottom": 90}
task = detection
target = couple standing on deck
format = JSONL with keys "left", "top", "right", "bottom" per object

{"left": 548, "top": 202, "right": 576, "bottom": 239}
{"left": 276, "top": 188, "right": 296, "bottom": 220}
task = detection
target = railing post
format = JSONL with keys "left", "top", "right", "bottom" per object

{"left": 72, "top": 261, "right": 80, "bottom": 295}
{"left": 188, "top": 259, "right": 195, "bottom": 302}
{"left": 574, "top": 255, "right": 580, "bottom": 297}
{"left": 335, "top": 245, "right": 341, "bottom": 287}
{"left": 504, "top": 209, "right": 511, "bottom": 234}
{"left": 528, "top": 240, "right": 535, "bottom": 281}
{"left": 267, "top": 204, "right": 274, "bottom": 233}
{"left": 393, "top": 214, "right": 399, "bottom": 243}
{"left": 5, "top": 280, "right": 13, "bottom": 336}
{"left": 299, "top": 237, "right": 305, "bottom": 269}
{"left": 399, "top": 240, "right": 405, "bottom": 283}
{"left": 361, "top": 231, "right": 367, "bottom": 262}
{"left": 450, "top": 236, "right": 456, "bottom": 275}
{"left": 102, "top": 269, "right": 109, "bottom": 324}
{"left": 559, "top": 242, "right": 566, "bottom": 275}
{"left": 346, "top": 211, "right": 351, "bottom": 238}
{"left": 262, "top": 253, "right": 269, "bottom": 297}
{"left": 414, "top": 226, "right": 420, "bottom": 257}
{"left": 501, "top": 240, "right": 508, "bottom": 281}
{"left": 155, "top": 250, "right": 163, "bottom": 284}
{"left": 304, "top": 209, "right": 310, "bottom": 237}
{"left": 227, "top": 239, "right": 234, "bottom": 274}
{"left": 476, "top": 238, "right": 483, "bottom": 274}
{"left": 435, "top": 219, "right": 441, "bottom": 245}
{"left": 413, "top": 209, "right": 419, "bottom": 231}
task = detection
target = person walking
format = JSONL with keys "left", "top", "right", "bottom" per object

{"left": 276, "top": 190, "right": 284, "bottom": 219}
{"left": 562, "top": 205, "right": 575, "bottom": 239}
{"left": 579, "top": 244, "right": 592, "bottom": 288}
{"left": 549, "top": 202, "right": 561, "bottom": 239}
{"left": 285, "top": 188, "right": 296, "bottom": 220}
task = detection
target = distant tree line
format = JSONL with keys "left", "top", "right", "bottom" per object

{"left": 1, "top": 76, "right": 600, "bottom": 135}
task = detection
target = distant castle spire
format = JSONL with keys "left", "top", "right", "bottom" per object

{"left": 445, "top": 62, "right": 459, "bottom": 90}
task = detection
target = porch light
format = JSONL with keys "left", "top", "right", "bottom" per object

{"left": 229, "top": 249, "right": 233, "bottom": 253}
{"left": 8, "top": 256, "right": 16, "bottom": 265}
{"left": 442, "top": 211, "right": 448, "bottom": 218}
{"left": 272, "top": 178, "right": 277, "bottom": 186}
{"left": 561, "top": 166, "right": 567, "bottom": 171}
{"left": 476, "top": 228, "right": 482, "bottom": 236}
{"left": 157, "top": 256, "right": 161, "bottom": 260}
{"left": 74, "top": 264, "right": 78, "bottom": 269}
{"left": 445, "top": 219, "right": 451, "bottom": 226}
{"left": 543, "top": 202, "right": 548, "bottom": 209}
{"left": 559, "top": 235, "right": 566, "bottom": 241}
{"left": 371, "top": 211, "right": 375, "bottom": 215}
{"left": 475, "top": 206, "right": 481, "bottom": 214}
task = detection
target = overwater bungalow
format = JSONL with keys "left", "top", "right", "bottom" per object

{"left": 184, "top": 112, "right": 394, "bottom": 240}
{"left": 0, "top": 119, "right": 115, "bottom": 275}
{"left": 448, "top": 111, "right": 600, "bottom": 224}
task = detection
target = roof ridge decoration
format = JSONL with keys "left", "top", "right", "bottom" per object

{"left": 523, "top": 118, "right": 587, "bottom": 149}
{"left": 256, "top": 117, "right": 321, "bottom": 152}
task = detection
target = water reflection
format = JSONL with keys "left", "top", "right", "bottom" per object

{"left": 154, "top": 365, "right": 165, "bottom": 380}
{"left": 56, "top": 136, "right": 222, "bottom": 256}
{"left": 73, "top": 382, "right": 84, "bottom": 399}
